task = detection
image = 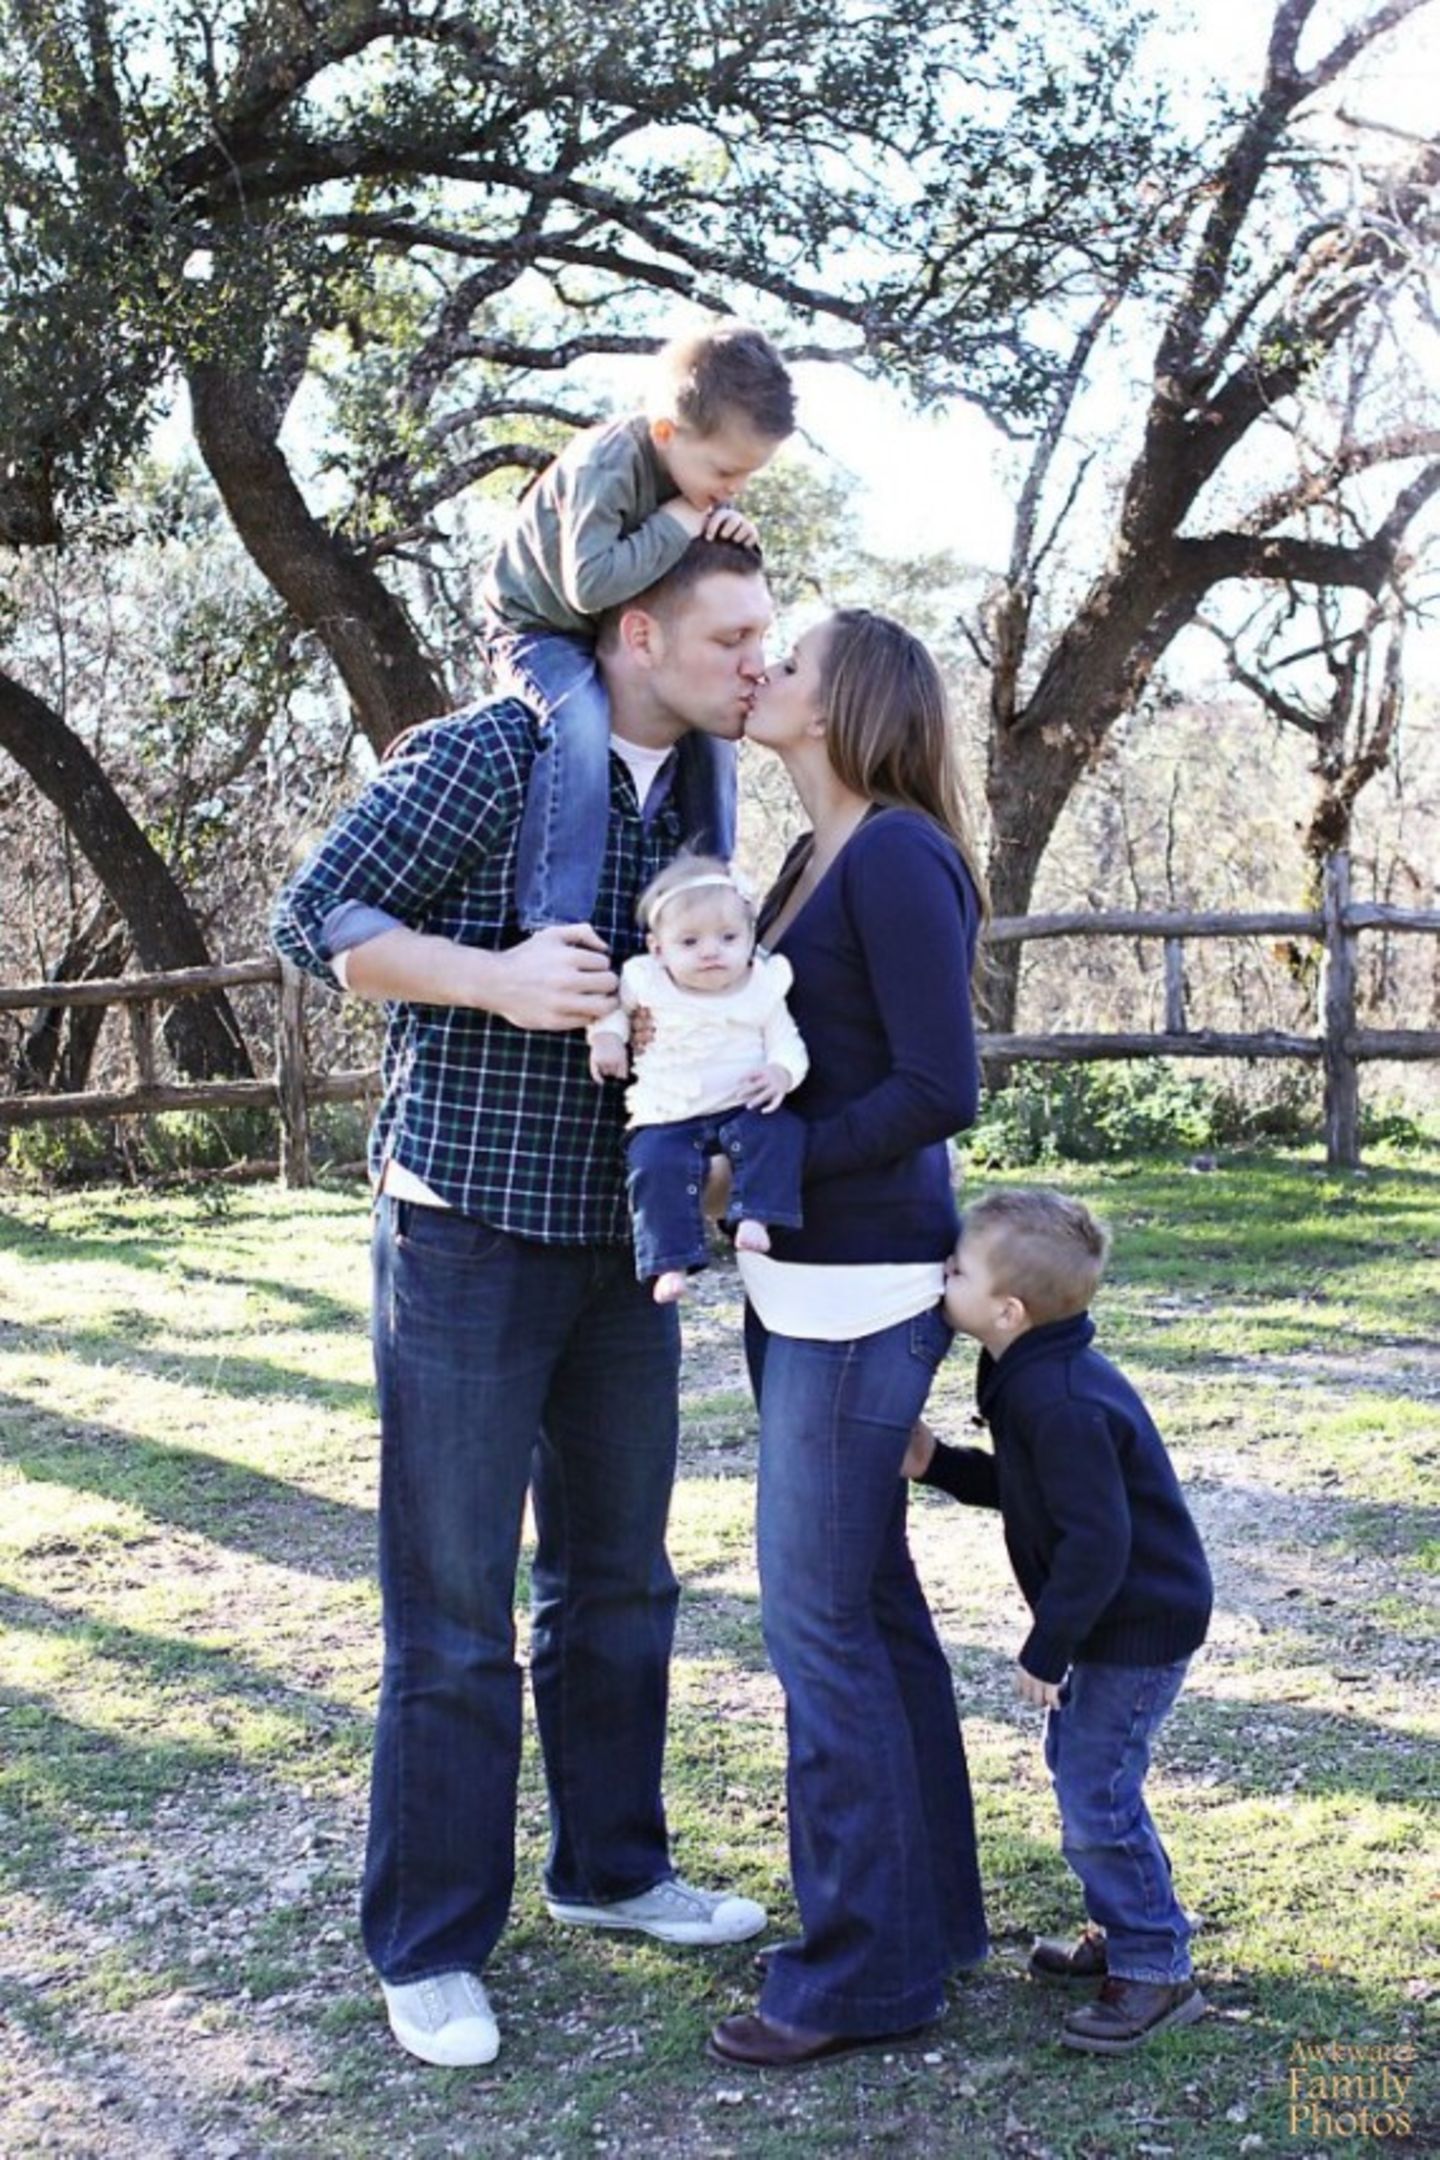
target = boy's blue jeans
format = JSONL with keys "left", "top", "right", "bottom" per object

{"left": 361, "top": 1197, "right": 682, "bottom": 1982}
{"left": 493, "top": 629, "right": 738, "bottom": 929}
{"left": 626, "top": 1105, "right": 805, "bottom": 1280}
{"left": 1043, "top": 1657, "right": 1194, "bottom": 1983}
{"left": 748, "top": 1303, "right": 989, "bottom": 2036}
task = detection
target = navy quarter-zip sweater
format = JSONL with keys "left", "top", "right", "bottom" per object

{"left": 921, "top": 1312, "right": 1212, "bottom": 1683}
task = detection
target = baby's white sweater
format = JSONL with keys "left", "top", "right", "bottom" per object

{"left": 591, "top": 952, "right": 808, "bottom": 1128}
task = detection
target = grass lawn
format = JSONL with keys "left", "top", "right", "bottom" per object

{"left": 1, "top": 1151, "right": 1436, "bottom": 2158}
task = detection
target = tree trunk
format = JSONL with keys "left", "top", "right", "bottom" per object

{"left": 189, "top": 359, "right": 450, "bottom": 752}
{"left": 12, "top": 899, "right": 128, "bottom": 1092}
{"left": 0, "top": 670, "right": 253, "bottom": 1079}
{"left": 984, "top": 547, "right": 1204, "bottom": 1028}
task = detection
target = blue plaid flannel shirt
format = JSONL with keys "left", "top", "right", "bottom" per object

{"left": 271, "top": 699, "right": 684, "bottom": 1243}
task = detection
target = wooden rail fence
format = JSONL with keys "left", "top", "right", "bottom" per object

{"left": 1, "top": 854, "right": 1436, "bottom": 1179}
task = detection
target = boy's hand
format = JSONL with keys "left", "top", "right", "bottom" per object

{"left": 704, "top": 505, "right": 760, "bottom": 550}
{"left": 737, "top": 1061, "right": 791, "bottom": 1112}
{"left": 901, "top": 1418, "right": 937, "bottom": 1480}
{"left": 663, "top": 496, "right": 710, "bottom": 538}
{"left": 1015, "top": 1664, "right": 1064, "bottom": 1711}
{"left": 589, "top": 1034, "right": 629, "bottom": 1085}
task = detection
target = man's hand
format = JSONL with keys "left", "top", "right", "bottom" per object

{"left": 901, "top": 1419, "right": 937, "bottom": 1480}
{"left": 704, "top": 505, "right": 760, "bottom": 551}
{"left": 589, "top": 1032, "right": 629, "bottom": 1085}
{"left": 492, "top": 925, "right": 618, "bottom": 1031}
{"left": 736, "top": 1061, "right": 791, "bottom": 1112}
{"left": 1015, "top": 1663, "right": 1064, "bottom": 1711}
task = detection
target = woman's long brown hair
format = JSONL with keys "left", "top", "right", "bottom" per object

{"left": 816, "top": 608, "right": 989, "bottom": 917}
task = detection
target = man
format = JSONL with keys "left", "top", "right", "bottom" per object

{"left": 272, "top": 540, "right": 773, "bottom": 2068}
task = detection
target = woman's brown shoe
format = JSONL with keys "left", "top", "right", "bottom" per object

{"left": 707, "top": 2011, "right": 929, "bottom": 2069}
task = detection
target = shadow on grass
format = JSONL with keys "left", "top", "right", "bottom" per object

{"left": 0, "top": 1686, "right": 273, "bottom": 1861}
{"left": 669, "top": 1562, "right": 1432, "bottom": 1814}
{"left": 0, "top": 1581, "right": 370, "bottom": 1751}
{"left": 6, "top": 1313, "right": 374, "bottom": 1416}
{"left": 2, "top": 1392, "right": 373, "bottom": 1579}
{"left": 1191, "top": 1477, "right": 1440, "bottom": 1584}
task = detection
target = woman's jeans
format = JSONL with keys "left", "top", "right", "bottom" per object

{"left": 493, "top": 628, "right": 738, "bottom": 929}
{"left": 362, "top": 1197, "right": 682, "bottom": 1982}
{"left": 749, "top": 1303, "right": 989, "bottom": 2036}
{"left": 1043, "top": 1657, "right": 1194, "bottom": 1982}
{"left": 626, "top": 1105, "right": 805, "bottom": 1280}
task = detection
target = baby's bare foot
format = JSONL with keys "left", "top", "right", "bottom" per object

{"left": 653, "top": 1269, "right": 688, "bottom": 1303}
{"left": 733, "top": 1219, "right": 771, "bottom": 1254}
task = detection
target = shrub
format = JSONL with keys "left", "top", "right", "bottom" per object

{"left": 965, "top": 1060, "right": 1226, "bottom": 1167}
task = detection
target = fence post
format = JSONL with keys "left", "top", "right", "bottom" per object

{"left": 127, "top": 1001, "right": 157, "bottom": 1089}
{"left": 1321, "top": 851, "right": 1360, "bottom": 1169}
{"left": 276, "top": 960, "right": 312, "bottom": 1189}
{"left": 1163, "top": 939, "right": 1187, "bottom": 1034}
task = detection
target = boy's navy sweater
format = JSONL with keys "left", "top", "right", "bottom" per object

{"left": 922, "top": 1312, "right": 1212, "bottom": 1683}
{"left": 762, "top": 807, "right": 981, "bottom": 1265}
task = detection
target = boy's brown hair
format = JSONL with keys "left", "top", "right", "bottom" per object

{"left": 651, "top": 321, "right": 796, "bottom": 440}
{"left": 962, "top": 1188, "right": 1111, "bottom": 1325}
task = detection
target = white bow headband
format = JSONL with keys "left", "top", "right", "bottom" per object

{"left": 647, "top": 873, "right": 749, "bottom": 924}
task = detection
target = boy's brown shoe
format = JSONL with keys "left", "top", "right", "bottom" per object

{"left": 1061, "top": 1976, "right": 1205, "bottom": 2054}
{"left": 1028, "top": 1928, "right": 1108, "bottom": 1983}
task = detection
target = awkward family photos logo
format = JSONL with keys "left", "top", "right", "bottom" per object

{"left": 1287, "top": 2038, "right": 1419, "bottom": 2141}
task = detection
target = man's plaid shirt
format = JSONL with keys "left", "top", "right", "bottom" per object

{"left": 271, "top": 699, "right": 684, "bottom": 1244}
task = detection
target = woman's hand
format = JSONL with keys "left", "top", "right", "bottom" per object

{"left": 630, "top": 1004, "right": 656, "bottom": 1057}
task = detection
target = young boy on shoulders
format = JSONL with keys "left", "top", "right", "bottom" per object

{"left": 905, "top": 1187, "right": 1213, "bottom": 2055}
{"left": 482, "top": 320, "right": 795, "bottom": 931}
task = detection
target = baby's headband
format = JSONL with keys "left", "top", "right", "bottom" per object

{"left": 647, "top": 873, "right": 748, "bottom": 925}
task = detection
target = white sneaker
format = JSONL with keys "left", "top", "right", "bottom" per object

{"left": 545, "top": 1875, "right": 766, "bottom": 1945}
{"left": 381, "top": 1971, "right": 500, "bottom": 2066}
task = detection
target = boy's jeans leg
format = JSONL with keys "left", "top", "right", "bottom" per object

{"left": 753, "top": 1306, "right": 984, "bottom": 2036}
{"left": 529, "top": 1247, "right": 681, "bottom": 1901}
{"left": 1044, "top": 1659, "right": 1194, "bottom": 1983}
{"left": 672, "top": 731, "right": 737, "bottom": 859}
{"left": 494, "top": 630, "right": 612, "bottom": 929}
{"left": 362, "top": 1204, "right": 680, "bottom": 1981}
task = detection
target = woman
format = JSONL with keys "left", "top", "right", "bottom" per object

{"left": 709, "top": 608, "right": 989, "bottom": 2068}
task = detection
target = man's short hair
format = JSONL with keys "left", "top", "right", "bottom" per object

{"left": 962, "top": 1188, "right": 1111, "bottom": 1325}
{"left": 595, "top": 537, "right": 765, "bottom": 651}
{"left": 650, "top": 321, "right": 796, "bottom": 440}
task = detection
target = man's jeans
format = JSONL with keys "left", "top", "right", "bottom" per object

{"left": 626, "top": 1105, "right": 805, "bottom": 1280}
{"left": 493, "top": 628, "right": 738, "bottom": 929}
{"left": 749, "top": 1304, "right": 989, "bottom": 2037}
{"left": 1043, "top": 1657, "right": 1194, "bottom": 1983}
{"left": 362, "top": 1197, "right": 682, "bottom": 1982}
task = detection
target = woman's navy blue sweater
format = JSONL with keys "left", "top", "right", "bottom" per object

{"left": 921, "top": 1313, "right": 1213, "bottom": 1683}
{"left": 762, "top": 807, "right": 980, "bottom": 1265}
